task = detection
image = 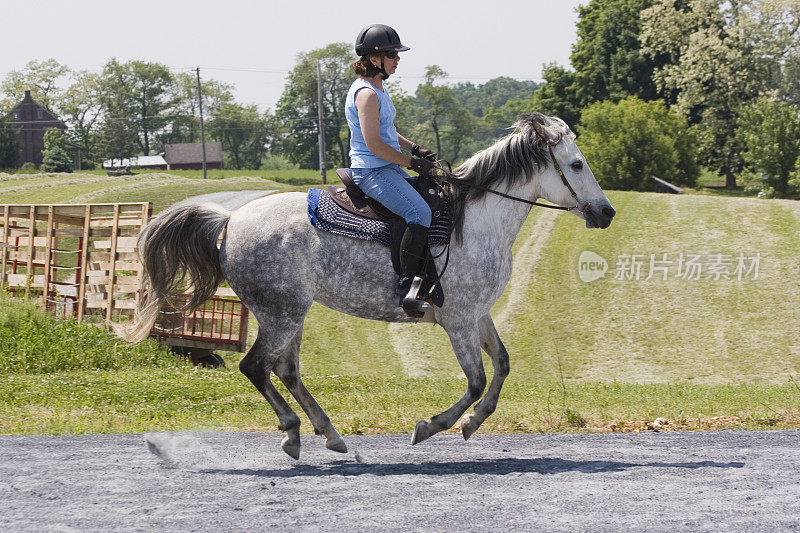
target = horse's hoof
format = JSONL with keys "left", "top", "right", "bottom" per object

{"left": 325, "top": 435, "right": 348, "bottom": 454}
{"left": 411, "top": 420, "right": 431, "bottom": 445}
{"left": 460, "top": 415, "right": 479, "bottom": 441}
{"left": 281, "top": 435, "right": 301, "bottom": 460}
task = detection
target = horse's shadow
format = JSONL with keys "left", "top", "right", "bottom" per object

{"left": 201, "top": 457, "right": 746, "bottom": 478}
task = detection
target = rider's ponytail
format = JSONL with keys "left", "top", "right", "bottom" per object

{"left": 350, "top": 56, "right": 382, "bottom": 78}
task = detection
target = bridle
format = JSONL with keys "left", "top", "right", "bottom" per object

{"left": 422, "top": 132, "right": 584, "bottom": 290}
{"left": 434, "top": 133, "right": 584, "bottom": 212}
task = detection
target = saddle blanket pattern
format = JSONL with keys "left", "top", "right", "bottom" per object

{"left": 307, "top": 188, "right": 450, "bottom": 247}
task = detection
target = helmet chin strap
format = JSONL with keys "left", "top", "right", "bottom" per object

{"left": 376, "top": 57, "right": 390, "bottom": 80}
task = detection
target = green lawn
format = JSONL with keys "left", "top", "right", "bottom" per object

{"left": 0, "top": 170, "right": 319, "bottom": 212}
{"left": 3, "top": 366, "right": 798, "bottom": 435}
{"left": 1, "top": 171, "right": 799, "bottom": 435}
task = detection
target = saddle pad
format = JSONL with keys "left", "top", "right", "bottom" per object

{"left": 307, "top": 188, "right": 450, "bottom": 248}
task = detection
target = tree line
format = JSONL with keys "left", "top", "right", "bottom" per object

{"left": 0, "top": 59, "right": 273, "bottom": 171}
{"left": 1, "top": 0, "right": 799, "bottom": 197}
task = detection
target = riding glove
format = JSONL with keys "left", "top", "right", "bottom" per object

{"left": 411, "top": 143, "right": 437, "bottom": 162}
{"left": 409, "top": 157, "right": 435, "bottom": 176}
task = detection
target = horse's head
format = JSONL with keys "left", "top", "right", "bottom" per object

{"left": 527, "top": 115, "right": 615, "bottom": 229}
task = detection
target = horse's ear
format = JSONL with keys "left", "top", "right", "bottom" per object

{"left": 530, "top": 118, "right": 550, "bottom": 144}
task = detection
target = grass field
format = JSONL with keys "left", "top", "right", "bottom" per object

{"left": 0, "top": 169, "right": 322, "bottom": 213}
{"left": 1, "top": 171, "right": 799, "bottom": 435}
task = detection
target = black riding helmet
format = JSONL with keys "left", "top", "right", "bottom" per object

{"left": 354, "top": 24, "right": 410, "bottom": 56}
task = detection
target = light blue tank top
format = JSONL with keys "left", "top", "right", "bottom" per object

{"left": 345, "top": 78, "right": 402, "bottom": 168}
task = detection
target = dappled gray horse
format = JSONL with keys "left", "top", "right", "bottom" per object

{"left": 119, "top": 113, "right": 615, "bottom": 459}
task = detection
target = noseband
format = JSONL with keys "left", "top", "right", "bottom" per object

{"left": 438, "top": 133, "right": 582, "bottom": 212}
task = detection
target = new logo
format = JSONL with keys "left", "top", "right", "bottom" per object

{"left": 578, "top": 250, "right": 608, "bottom": 282}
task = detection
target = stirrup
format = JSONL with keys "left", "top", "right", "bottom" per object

{"left": 401, "top": 276, "right": 432, "bottom": 319}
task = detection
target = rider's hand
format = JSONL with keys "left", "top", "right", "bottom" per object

{"left": 411, "top": 143, "right": 438, "bottom": 162}
{"left": 409, "top": 157, "right": 435, "bottom": 176}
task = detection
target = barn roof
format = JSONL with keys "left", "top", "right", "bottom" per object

{"left": 6, "top": 90, "right": 66, "bottom": 128}
{"left": 164, "top": 142, "right": 223, "bottom": 164}
{"left": 102, "top": 155, "right": 167, "bottom": 168}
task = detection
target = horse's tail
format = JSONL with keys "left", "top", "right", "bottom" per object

{"left": 115, "top": 203, "right": 231, "bottom": 343}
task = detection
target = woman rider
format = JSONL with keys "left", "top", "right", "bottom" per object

{"left": 346, "top": 24, "right": 438, "bottom": 316}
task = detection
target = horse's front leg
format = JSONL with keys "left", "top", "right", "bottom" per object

{"left": 459, "top": 314, "right": 510, "bottom": 440}
{"left": 411, "top": 323, "right": 486, "bottom": 445}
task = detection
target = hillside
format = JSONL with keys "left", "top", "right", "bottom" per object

{"left": 302, "top": 190, "right": 800, "bottom": 385}
{"left": 2, "top": 172, "right": 799, "bottom": 385}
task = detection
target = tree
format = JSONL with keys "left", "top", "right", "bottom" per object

{"left": 275, "top": 43, "right": 355, "bottom": 169}
{"left": 736, "top": 97, "right": 800, "bottom": 197}
{"left": 0, "top": 59, "right": 70, "bottom": 112}
{"left": 571, "top": 0, "right": 661, "bottom": 106}
{"left": 578, "top": 97, "right": 699, "bottom": 190}
{"left": 506, "top": 64, "right": 582, "bottom": 128}
{"left": 95, "top": 116, "right": 139, "bottom": 167}
{"left": 506, "top": 0, "right": 661, "bottom": 130}
{"left": 386, "top": 81, "right": 416, "bottom": 137}
{"left": 60, "top": 71, "right": 104, "bottom": 167}
{"left": 443, "top": 105, "right": 478, "bottom": 163}
{"left": 415, "top": 66, "right": 456, "bottom": 158}
{"left": 451, "top": 77, "right": 539, "bottom": 117}
{"left": 40, "top": 128, "right": 72, "bottom": 173}
{"left": 0, "top": 121, "right": 20, "bottom": 168}
{"left": 99, "top": 59, "right": 177, "bottom": 156}
{"left": 208, "top": 102, "right": 272, "bottom": 169}
{"left": 640, "top": 0, "right": 800, "bottom": 187}
{"left": 162, "top": 72, "right": 234, "bottom": 146}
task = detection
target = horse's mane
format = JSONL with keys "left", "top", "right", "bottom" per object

{"left": 447, "top": 113, "right": 569, "bottom": 243}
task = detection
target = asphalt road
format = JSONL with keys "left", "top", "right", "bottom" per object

{"left": 2, "top": 430, "right": 799, "bottom": 532}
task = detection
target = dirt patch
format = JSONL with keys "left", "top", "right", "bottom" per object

{"left": 2, "top": 431, "right": 799, "bottom": 531}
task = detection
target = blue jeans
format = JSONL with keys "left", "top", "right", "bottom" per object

{"left": 352, "top": 164, "right": 431, "bottom": 227}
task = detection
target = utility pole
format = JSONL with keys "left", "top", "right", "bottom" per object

{"left": 195, "top": 67, "right": 208, "bottom": 179}
{"left": 316, "top": 61, "right": 327, "bottom": 184}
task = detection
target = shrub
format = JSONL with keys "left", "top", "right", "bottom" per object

{"left": 260, "top": 153, "right": 299, "bottom": 170}
{"left": 40, "top": 127, "right": 73, "bottom": 173}
{"left": 43, "top": 128, "right": 66, "bottom": 152}
{"left": 577, "top": 97, "right": 699, "bottom": 190}
{"left": 736, "top": 98, "right": 800, "bottom": 198}
{"left": 0, "top": 122, "right": 19, "bottom": 169}
{"left": 19, "top": 162, "right": 37, "bottom": 173}
{"left": 789, "top": 158, "right": 800, "bottom": 198}
{"left": 0, "top": 292, "right": 178, "bottom": 374}
{"left": 40, "top": 145, "right": 73, "bottom": 173}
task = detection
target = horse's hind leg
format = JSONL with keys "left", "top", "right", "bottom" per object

{"left": 273, "top": 331, "right": 347, "bottom": 454}
{"left": 459, "top": 314, "right": 510, "bottom": 440}
{"left": 411, "top": 323, "right": 486, "bottom": 445}
{"left": 239, "top": 335, "right": 303, "bottom": 459}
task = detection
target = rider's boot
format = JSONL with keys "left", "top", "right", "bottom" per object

{"left": 397, "top": 224, "right": 432, "bottom": 318}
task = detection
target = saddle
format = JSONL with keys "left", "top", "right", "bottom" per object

{"left": 328, "top": 168, "right": 448, "bottom": 308}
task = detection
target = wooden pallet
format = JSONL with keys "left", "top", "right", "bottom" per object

{"left": 1, "top": 203, "right": 248, "bottom": 353}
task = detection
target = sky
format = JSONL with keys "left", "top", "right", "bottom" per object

{"left": 1, "top": 0, "right": 585, "bottom": 111}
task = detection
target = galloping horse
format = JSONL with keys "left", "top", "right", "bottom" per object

{"left": 119, "top": 113, "right": 615, "bottom": 459}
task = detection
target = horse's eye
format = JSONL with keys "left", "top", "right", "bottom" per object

{"left": 570, "top": 160, "right": 584, "bottom": 172}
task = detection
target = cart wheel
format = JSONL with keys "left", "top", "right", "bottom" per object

{"left": 171, "top": 347, "right": 226, "bottom": 368}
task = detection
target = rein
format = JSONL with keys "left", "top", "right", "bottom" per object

{"left": 422, "top": 131, "right": 584, "bottom": 294}
{"left": 432, "top": 133, "right": 582, "bottom": 212}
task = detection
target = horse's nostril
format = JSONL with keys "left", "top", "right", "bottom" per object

{"left": 602, "top": 207, "right": 616, "bottom": 219}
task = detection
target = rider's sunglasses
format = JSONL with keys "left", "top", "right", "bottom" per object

{"left": 383, "top": 51, "right": 399, "bottom": 59}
